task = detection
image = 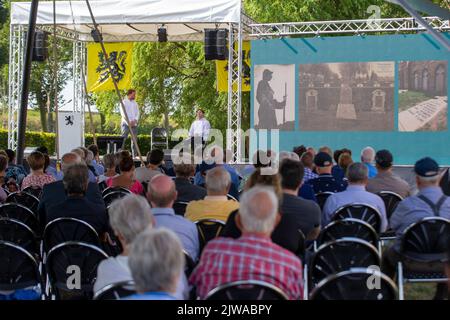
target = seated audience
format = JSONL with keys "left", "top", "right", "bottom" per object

{"left": 94, "top": 194, "right": 188, "bottom": 299}
{"left": 147, "top": 175, "right": 199, "bottom": 261}
{"left": 322, "top": 162, "right": 387, "bottom": 231}
{"left": 55, "top": 148, "right": 96, "bottom": 183}
{"left": 361, "top": 146, "right": 378, "bottom": 179}
{"left": 86, "top": 150, "right": 99, "bottom": 179}
{"left": 300, "top": 151, "right": 318, "bottom": 182}
{"left": 126, "top": 228, "right": 185, "bottom": 300}
{"left": 366, "top": 149, "right": 411, "bottom": 198}
{"left": 338, "top": 151, "right": 353, "bottom": 175}
{"left": 38, "top": 152, "right": 104, "bottom": 224}
{"left": 190, "top": 186, "right": 303, "bottom": 300}
{"left": 4, "top": 149, "right": 27, "bottom": 184}
{"left": 185, "top": 167, "right": 239, "bottom": 223}
{"left": 106, "top": 154, "right": 144, "bottom": 194}
{"left": 97, "top": 153, "right": 118, "bottom": 183}
{"left": 21, "top": 151, "right": 55, "bottom": 190}
{"left": 319, "top": 146, "right": 333, "bottom": 157}
{"left": 45, "top": 163, "right": 108, "bottom": 234}
{"left": 440, "top": 167, "right": 450, "bottom": 196}
{"left": 173, "top": 162, "right": 206, "bottom": 203}
{"left": 240, "top": 150, "right": 273, "bottom": 190}
{"left": 35, "top": 146, "right": 57, "bottom": 178}
{"left": 332, "top": 148, "right": 352, "bottom": 180}
{"left": 135, "top": 149, "right": 165, "bottom": 183}
{"left": 308, "top": 152, "right": 347, "bottom": 194}
{"left": 87, "top": 144, "right": 105, "bottom": 176}
{"left": 0, "top": 155, "right": 7, "bottom": 202}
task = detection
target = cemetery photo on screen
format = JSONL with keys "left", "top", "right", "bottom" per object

{"left": 298, "top": 61, "right": 395, "bottom": 131}
{"left": 398, "top": 60, "right": 448, "bottom": 132}
{"left": 254, "top": 64, "right": 296, "bottom": 131}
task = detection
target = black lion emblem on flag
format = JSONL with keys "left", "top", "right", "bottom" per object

{"left": 96, "top": 50, "right": 127, "bottom": 83}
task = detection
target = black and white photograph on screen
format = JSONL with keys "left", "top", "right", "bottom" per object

{"left": 298, "top": 61, "right": 395, "bottom": 131}
{"left": 398, "top": 60, "right": 448, "bottom": 132}
{"left": 254, "top": 64, "right": 295, "bottom": 130}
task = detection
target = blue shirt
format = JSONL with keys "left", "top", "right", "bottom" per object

{"left": 298, "top": 183, "right": 317, "bottom": 202}
{"left": 92, "top": 160, "right": 105, "bottom": 176}
{"left": 390, "top": 186, "right": 450, "bottom": 236}
{"left": 308, "top": 173, "right": 348, "bottom": 194}
{"left": 125, "top": 291, "right": 176, "bottom": 300}
{"left": 364, "top": 163, "right": 378, "bottom": 179}
{"left": 151, "top": 207, "right": 200, "bottom": 261}
{"left": 332, "top": 165, "right": 345, "bottom": 181}
{"left": 322, "top": 185, "right": 388, "bottom": 232}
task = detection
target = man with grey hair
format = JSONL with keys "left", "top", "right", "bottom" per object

{"left": 45, "top": 163, "right": 108, "bottom": 233}
{"left": 361, "top": 146, "right": 377, "bottom": 179}
{"left": 190, "top": 186, "right": 304, "bottom": 300}
{"left": 126, "top": 228, "right": 184, "bottom": 300}
{"left": 322, "top": 162, "right": 387, "bottom": 230}
{"left": 38, "top": 152, "right": 104, "bottom": 225}
{"left": 185, "top": 166, "right": 239, "bottom": 222}
{"left": 147, "top": 174, "right": 199, "bottom": 261}
{"left": 94, "top": 194, "right": 189, "bottom": 299}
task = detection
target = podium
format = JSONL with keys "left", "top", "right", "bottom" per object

{"left": 97, "top": 136, "right": 125, "bottom": 154}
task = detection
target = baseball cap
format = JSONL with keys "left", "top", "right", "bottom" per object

{"left": 375, "top": 149, "right": 393, "bottom": 168}
{"left": 414, "top": 157, "right": 440, "bottom": 178}
{"left": 314, "top": 152, "right": 333, "bottom": 167}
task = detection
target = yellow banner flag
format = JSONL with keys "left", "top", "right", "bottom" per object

{"left": 216, "top": 41, "right": 251, "bottom": 92}
{"left": 87, "top": 42, "right": 133, "bottom": 92}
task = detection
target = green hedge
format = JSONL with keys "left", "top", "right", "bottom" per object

{"left": 0, "top": 129, "right": 178, "bottom": 156}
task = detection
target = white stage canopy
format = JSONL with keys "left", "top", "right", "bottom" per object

{"left": 10, "top": 0, "right": 242, "bottom": 42}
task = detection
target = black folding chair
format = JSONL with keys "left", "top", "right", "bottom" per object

{"left": 377, "top": 191, "right": 403, "bottom": 220}
{"left": 173, "top": 201, "right": 189, "bottom": 216}
{"left": 0, "top": 241, "right": 42, "bottom": 298}
{"left": 93, "top": 280, "right": 136, "bottom": 300}
{"left": 332, "top": 203, "right": 383, "bottom": 233}
{"left": 6, "top": 191, "right": 40, "bottom": 215}
{"left": 22, "top": 186, "right": 43, "bottom": 199}
{"left": 102, "top": 186, "right": 131, "bottom": 198}
{"left": 310, "top": 268, "right": 398, "bottom": 300}
{"left": 316, "top": 218, "right": 380, "bottom": 252}
{"left": 184, "top": 250, "right": 197, "bottom": 278}
{"left": 194, "top": 219, "right": 226, "bottom": 251}
{"left": 44, "top": 241, "right": 109, "bottom": 300}
{"left": 226, "top": 194, "right": 238, "bottom": 202}
{"left": 42, "top": 218, "right": 101, "bottom": 254}
{"left": 0, "top": 203, "right": 40, "bottom": 235}
{"left": 204, "top": 280, "right": 289, "bottom": 300}
{"left": 296, "top": 229, "right": 306, "bottom": 259}
{"left": 315, "top": 192, "right": 334, "bottom": 211}
{"left": 151, "top": 127, "right": 169, "bottom": 150}
{"left": 396, "top": 217, "right": 450, "bottom": 300}
{"left": 103, "top": 190, "right": 131, "bottom": 208}
{"left": 309, "top": 237, "right": 380, "bottom": 286}
{"left": 0, "top": 217, "right": 38, "bottom": 255}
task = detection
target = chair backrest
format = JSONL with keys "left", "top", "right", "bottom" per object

{"left": 377, "top": 191, "right": 403, "bottom": 220}
{"left": 6, "top": 191, "right": 40, "bottom": 214}
{"left": 43, "top": 218, "right": 101, "bottom": 253}
{"left": 103, "top": 190, "right": 130, "bottom": 208}
{"left": 296, "top": 229, "right": 306, "bottom": 258}
{"left": 45, "top": 241, "right": 108, "bottom": 296}
{"left": 173, "top": 201, "right": 189, "bottom": 216}
{"left": 22, "top": 186, "right": 43, "bottom": 199}
{"left": 204, "top": 280, "right": 289, "bottom": 300}
{"left": 0, "top": 240, "right": 41, "bottom": 291}
{"left": 226, "top": 194, "right": 238, "bottom": 202}
{"left": 151, "top": 127, "right": 168, "bottom": 139}
{"left": 93, "top": 281, "right": 136, "bottom": 300}
{"left": 400, "top": 217, "right": 450, "bottom": 254}
{"left": 309, "top": 237, "right": 380, "bottom": 285}
{"left": 0, "top": 217, "right": 38, "bottom": 254}
{"left": 317, "top": 218, "right": 379, "bottom": 248}
{"left": 102, "top": 186, "right": 131, "bottom": 198}
{"left": 194, "top": 219, "right": 226, "bottom": 250}
{"left": 332, "top": 203, "right": 383, "bottom": 233}
{"left": 184, "top": 250, "right": 197, "bottom": 278}
{"left": 315, "top": 192, "right": 334, "bottom": 211}
{"left": 310, "top": 268, "right": 398, "bottom": 300}
{"left": 151, "top": 127, "right": 169, "bottom": 149}
{"left": 0, "top": 203, "right": 40, "bottom": 235}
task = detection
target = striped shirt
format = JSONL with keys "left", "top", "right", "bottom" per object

{"left": 189, "top": 234, "right": 303, "bottom": 300}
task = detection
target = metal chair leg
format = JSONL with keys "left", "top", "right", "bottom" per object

{"left": 397, "top": 262, "right": 404, "bottom": 300}
{"left": 303, "top": 264, "right": 308, "bottom": 300}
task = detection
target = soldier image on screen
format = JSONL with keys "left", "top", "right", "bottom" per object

{"left": 256, "top": 69, "right": 286, "bottom": 129}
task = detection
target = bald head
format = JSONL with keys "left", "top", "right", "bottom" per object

{"left": 61, "top": 152, "right": 82, "bottom": 171}
{"left": 147, "top": 174, "right": 177, "bottom": 208}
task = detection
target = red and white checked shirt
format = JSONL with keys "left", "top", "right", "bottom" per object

{"left": 189, "top": 234, "right": 303, "bottom": 300}
{"left": 21, "top": 173, "right": 55, "bottom": 191}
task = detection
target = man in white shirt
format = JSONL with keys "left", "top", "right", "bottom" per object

{"left": 120, "top": 89, "right": 140, "bottom": 156}
{"left": 189, "top": 109, "right": 210, "bottom": 153}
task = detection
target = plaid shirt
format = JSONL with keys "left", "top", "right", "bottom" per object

{"left": 189, "top": 234, "right": 303, "bottom": 300}
{"left": 303, "top": 168, "right": 318, "bottom": 183}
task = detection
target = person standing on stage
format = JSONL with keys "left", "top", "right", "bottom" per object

{"left": 120, "top": 89, "right": 139, "bottom": 157}
{"left": 189, "top": 109, "right": 211, "bottom": 152}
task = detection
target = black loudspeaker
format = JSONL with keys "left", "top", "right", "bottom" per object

{"left": 32, "top": 30, "right": 48, "bottom": 62}
{"left": 204, "top": 29, "right": 218, "bottom": 60}
{"left": 215, "top": 29, "right": 228, "bottom": 60}
{"left": 90, "top": 29, "right": 103, "bottom": 43}
{"left": 158, "top": 27, "right": 167, "bottom": 42}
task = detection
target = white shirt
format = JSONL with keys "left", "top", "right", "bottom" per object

{"left": 120, "top": 98, "right": 139, "bottom": 124}
{"left": 189, "top": 118, "right": 211, "bottom": 140}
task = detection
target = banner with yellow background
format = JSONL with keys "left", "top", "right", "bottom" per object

{"left": 216, "top": 41, "right": 251, "bottom": 92}
{"left": 87, "top": 42, "right": 133, "bottom": 92}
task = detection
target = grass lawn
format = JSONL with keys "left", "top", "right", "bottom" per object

{"left": 404, "top": 283, "right": 438, "bottom": 300}
{"left": 398, "top": 91, "right": 432, "bottom": 112}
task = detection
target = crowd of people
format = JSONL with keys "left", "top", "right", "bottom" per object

{"left": 0, "top": 143, "right": 449, "bottom": 300}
